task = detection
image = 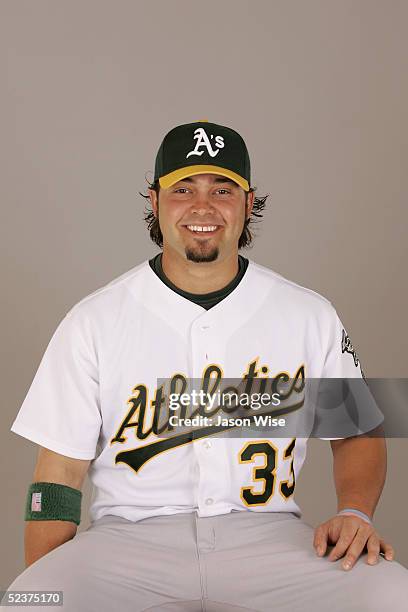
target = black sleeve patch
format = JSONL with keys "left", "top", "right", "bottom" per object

{"left": 341, "top": 329, "right": 366, "bottom": 379}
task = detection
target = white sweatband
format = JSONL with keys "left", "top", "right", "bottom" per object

{"left": 337, "top": 508, "right": 372, "bottom": 525}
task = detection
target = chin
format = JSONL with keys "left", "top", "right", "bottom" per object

{"left": 185, "top": 246, "right": 219, "bottom": 263}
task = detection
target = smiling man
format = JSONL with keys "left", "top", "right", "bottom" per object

{"left": 6, "top": 120, "right": 408, "bottom": 611}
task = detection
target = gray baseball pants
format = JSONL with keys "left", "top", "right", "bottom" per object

{"left": 3, "top": 511, "right": 408, "bottom": 611}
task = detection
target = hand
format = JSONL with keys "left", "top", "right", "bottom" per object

{"left": 313, "top": 514, "right": 394, "bottom": 571}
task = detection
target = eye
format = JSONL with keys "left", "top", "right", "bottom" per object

{"left": 174, "top": 188, "right": 189, "bottom": 193}
{"left": 217, "top": 189, "right": 231, "bottom": 194}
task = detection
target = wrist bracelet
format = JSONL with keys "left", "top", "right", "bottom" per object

{"left": 337, "top": 508, "right": 372, "bottom": 525}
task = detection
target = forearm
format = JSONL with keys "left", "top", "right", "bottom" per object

{"left": 25, "top": 520, "right": 77, "bottom": 567}
{"left": 331, "top": 432, "right": 387, "bottom": 518}
{"left": 24, "top": 447, "right": 90, "bottom": 567}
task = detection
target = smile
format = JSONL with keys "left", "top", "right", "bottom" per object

{"left": 184, "top": 225, "right": 220, "bottom": 234}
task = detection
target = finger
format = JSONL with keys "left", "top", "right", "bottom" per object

{"left": 328, "top": 527, "right": 357, "bottom": 562}
{"left": 329, "top": 533, "right": 355, "bottom": 561}
{"left": 313, "top": 524, "right": 329, "bottom": 556}
{"left": 366, "top": 535, "right": 381, "bottom": 565}
{"left": 380, "top": 539, "right": 395, "bottom": 561}
{"left": 341, "top": 531, "right": 372, "bottom": 570}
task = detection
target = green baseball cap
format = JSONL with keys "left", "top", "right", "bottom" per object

{"left": 154, "top": 120, "right": 251, "bottom": 191}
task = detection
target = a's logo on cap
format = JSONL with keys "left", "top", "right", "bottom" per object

{"left": 186, "top": 127, "right": 225, "bottom": 159}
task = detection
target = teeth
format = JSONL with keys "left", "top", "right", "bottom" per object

{"left": 186, "top": 225, "right": 218, "bottom": 232}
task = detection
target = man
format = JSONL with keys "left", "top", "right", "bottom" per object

{"left": 4, "top": 120, "right": 408, "bottom": 611}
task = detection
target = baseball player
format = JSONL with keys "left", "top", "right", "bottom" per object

{"left": 4, "top": 121, "right": 408, "bottom": 611}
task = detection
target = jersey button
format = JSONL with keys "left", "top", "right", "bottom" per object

{"left": 205, "top": 498, "right": 214, "bottom": 505}
{"left": 200, "top": 325, "right": 210, "bottom": 331}
{"left": 203, "top": 440, "right": 212, "bottom": 449}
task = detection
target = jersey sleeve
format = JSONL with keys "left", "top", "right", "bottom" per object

{"left": 10, "top": 306, "right": 102, "bottom": 459}
{"left": 314, "top": 306, "right": 384, "bottom": 440}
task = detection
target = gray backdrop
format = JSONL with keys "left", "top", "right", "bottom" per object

{"left": 1, "top": 0, "right": 407, "bottom": 588}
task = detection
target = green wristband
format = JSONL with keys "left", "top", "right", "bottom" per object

{"left": 25, "top": 482, "right": 82, "bottom": 525}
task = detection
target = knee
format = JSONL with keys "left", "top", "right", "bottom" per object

{"left": 1, "top": 562, "right": 57, "bottom": 612}
{"left": 5, "top": 549, "right": 78, "bottom": 593}
{"left": 358, "top": 560, "right": 408, "bottom": 611}
{"left": 5, "top": 564, "right": 40, "bottom": 593}
{"left": 2, "top": 556, "right": 84, "bottom": 612}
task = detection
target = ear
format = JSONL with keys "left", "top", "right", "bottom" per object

{"left": 246, "top": 190, "right": 255, "bottom": 219}
{"left": 149, "top": 188, "right": 159, "bottom": 218}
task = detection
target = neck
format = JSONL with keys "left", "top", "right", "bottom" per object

{"left": 161, "top": 248, "right": 239, "bottom": 294}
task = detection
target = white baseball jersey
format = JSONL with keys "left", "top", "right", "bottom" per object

{"left": 11, "top": 258, "right": 383, "bottom": 522}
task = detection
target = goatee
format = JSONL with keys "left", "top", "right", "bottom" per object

{"left": 185, "top": 246, "right": 219, "bottom": 263}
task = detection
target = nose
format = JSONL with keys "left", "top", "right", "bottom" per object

{"left": 189, "top": 193, "right": 216, "bottom": 215}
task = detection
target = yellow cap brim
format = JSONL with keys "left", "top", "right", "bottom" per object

{"left": 159, "top": 165, "right": 249, "bottom": 192}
